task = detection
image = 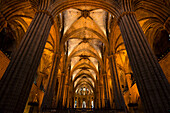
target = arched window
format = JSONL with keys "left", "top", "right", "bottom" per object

{"left": 91, "top": 100, "right": 94, "bottom": 108}
{"left": 74, "top": 100, "right": 77, "bottom": 108}
{"left": 82, "top": 101, "right": 86, "bottom": 108}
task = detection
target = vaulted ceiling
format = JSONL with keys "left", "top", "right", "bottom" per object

{"left": 0, "top": 0, "right": 169, "bottom": 99}
{"left": 62, "top": 7, "right": 108, "bottom": 94}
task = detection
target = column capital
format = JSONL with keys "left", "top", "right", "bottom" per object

{"left": 65, "top": 84, "right": 69, "bottom": 87}
{"left": 102, "top": 73, "right": 107, "bottom": 77}
{"left": 107, "top": 76, "right": 112, "bottom": 79}
{"left": 125, "top": 72, "right": 133, "bottom": 75}
{"left": 61, "top": 72, "right": 66, "bottom": 77}
{"left": 37, "top": 10, "right": 54, "bottom": 24}
{"left": 98, "top": 84, "right": 103, "bottom": 87}
{"left": 54, "top": 52, "right": 59, "bottom": 56}
{"left": 117, "top": 11, "right": 135, "bottom": 24}
{"left": 55, "top": 53, "right": 61, "bottom": 59}
{"left": 164, "top": 17, "right": 170, "bottom": 30}
{"left": 107, "top": 54, "right": 116, "bottom": 59}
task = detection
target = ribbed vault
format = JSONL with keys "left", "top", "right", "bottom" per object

{"left": 61, "top": 8, "right": 107, "bottom": 100}
{"left": 0, "top": 0, "right": 169, "bottom": 112}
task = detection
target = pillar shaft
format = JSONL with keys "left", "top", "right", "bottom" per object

{"left": 103, "top": 74, "right": 110, "bottom": 108}
{"left": 118, "top": 12, "right": 170, "bottom": 113}
{"left": 0, "top": 12, "right": 53, "bottom": 113}
{"left": 105, "top": 74, "right": 110, "bottom": 102}
{"left": 109, "top": 56, "right": 126, "bottom": 110}
{"left": 63, "top": 84, "right": 69, "bottom": 108}
{"left": 56, "top": 73, "right": 65, "bottom": 108}
{"left": 102, "top": 75, "right": 108, "bottom": 108}
{"left": 41, "top": 54, "right": 60, "bottom": 110}
{"left": 99, "top": 86, "right": 102, "bottom": 108}
{"left": 101, "top": 85, "right": 105, "bottom": 108}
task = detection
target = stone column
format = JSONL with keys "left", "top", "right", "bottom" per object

{"left": 78, "top": 97, "right": 80, "bottom": 108}
{"left": 66, "top": 90, "right": 71, "bottom": 108}
{"left": 107, "top": 76, "right": 113, "bottom": 108}
{"left": 63, "top": 84, "right": 69, "bottom": 108}
{"left": 98, "top": 85, "right": 102, "bottom": 108}
{"left": 105, "top": 74, "right": 110, "bottom": 104}
{"left": 71, "top": 83, "right": 74, "bottom": 108}
{"left": 118, "top": 1, "right": 170, "bottom": 112}
{"left": 71, "top": 97, "right": 74, "bottom": 108}
{"left": 108, "top": 55, "right": 126, "bottom": 111}
{"left": 57, "top": 72, "right": 66, "bottom": 109}
{"left": 94, "top": 81, "right": 97, "bottom": 108}
{"left": 0, "top": 10, "right": 53, "bottom": 113}
{"left": 55, "top": 75, "right": 61, "bottom": 107}
{"left": 41, "top": 53, "right": 60, "bottom": 110}
{"left": 64, "top": 65, "right": 71, "bottom": 108}
{"left": 103, "top": 73, "right": 109, "bottom": 108}
{"left": 96, "top": 80, "right": 100, "bottom": 108}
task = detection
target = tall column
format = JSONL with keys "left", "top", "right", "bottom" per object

{"left": 55, "top": 75, "right": 61, "bottom": 107}
{"left": 0, "top": 10, "right": 53, "bottom": 113}
{"left": 71, "top": 96, "right": 74, "bottom": 108}
{"left": 41, "top": 53, "right": 60, "bottom": 110}
{"left": 94, "top": 93, "right": 96, "bottom": 109}
{"left": 95, "top": 81, "right": 99, "bottom": 109}
{"left": 98, "top": 85, "right": 102, "bottom": 108}
{"left": 108, "top": 55, "right": 127, "bottom": 111}
{"left": 118, "top": 1, "right": 170, "bottom": 112}
{"left": 66, "top": 88, "right": 71, "bottom": 108}
{"left": 95, "top": 85, "right": 99, "bottom": 109}
{"left": 101, "top": 84, "right": 105, "bottom": 108}
{"left": 105, "top": 74, "right": 110, "bottom": 102}
{"left": 71, "top": 83, "right": 74, "bottom": 108}
{"left": 63, "top": 84, "right": 69, "bottom": 108}
{"left": 102, "top": 73, "right": 109, "bottom": 108}
{"left": 64, "top": 64, "right": 71, "bottom": 108}
{"left": 57, "top": 72, "right": 66, "bottom": 109}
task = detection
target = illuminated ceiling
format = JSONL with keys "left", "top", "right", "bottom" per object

{"left": 63, "top": 6, "right": 108, "bottom": 94}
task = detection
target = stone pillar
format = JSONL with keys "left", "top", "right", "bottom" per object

{"left": 96, "top": 80, "right": 100, "bottom": 108}
{"left": 78, "top": 97, "right": 80, "bottom": 108}
{"left": 55, "top": 76, "right": 61, "bottom": 107}
{"left": 41, "top": 53, "right": 60, "bottom": 110}
{"left": 63, "top": 84, "right": 69, "bottom": 108}
{"left": 64, "top": 65, "right": 71, "bottom": 108}
{"left": 105, "top": 74, "right": 110, "bottom": 104}
{"left": 96, "top": 90, "right": 99, "bottom": 109}
{"left": 96, "top": 92, "right": 98, "bottom": 109}
{"left": 107, "top": 76, "right": 113, "bottom": 108}
{"left": 108, "top": 55, "right": 126, "bottom": 111}
{"left": 71, "top": 97, "right": 74, "bottom": 108}
{"left": 118, "top": 1, "right": 170, "bottom": 112}
{"left": 98, "top": 85, "right": 102, "bottom": 108}
{"left": 103, "top": 73, "right": 109, "bottom": 108}
{"left": 0, "top": 10, "right": 53, "bottom": 113}
{"left": 66, "top": 90, "right": 71, "bottom": 108}
{"left": 57, "top": 72, "right": 66, "bottom": 109}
